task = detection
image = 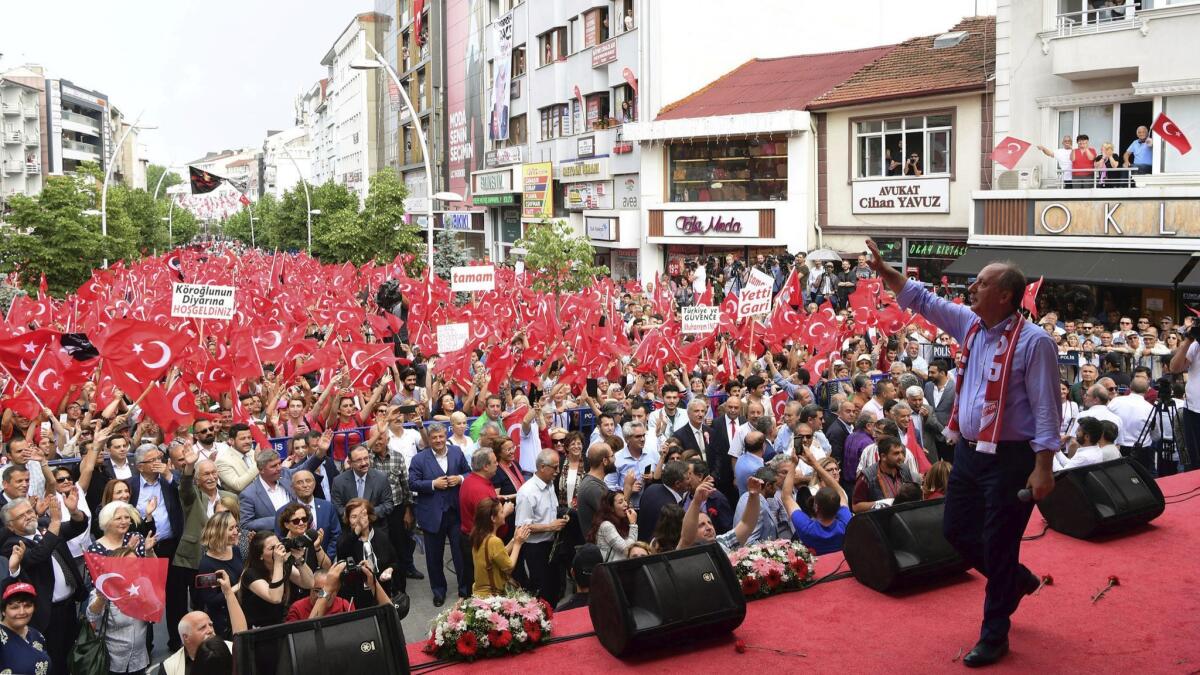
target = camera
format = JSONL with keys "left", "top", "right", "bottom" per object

{"left": 281, "top": 529, "right": 317, "bottom": 551}
{"left": 337, "top": 558, "right": 367, "bottom": 585}
{"left": 1155, "top": 376, "right": 1174, "bottom": 403}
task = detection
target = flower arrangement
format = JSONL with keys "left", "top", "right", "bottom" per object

{"left": 422, "top": 591, "right": 554, "bottom": 662}
{"left": 727, "top": 539, "right": 817, "bottom": 599}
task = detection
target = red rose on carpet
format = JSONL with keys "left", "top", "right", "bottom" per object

{"left": 525, "top": 619, "right": 543, "bottom": 643}
{"left": 423, "top": 637, "right": 437, "bottom": 654}
{"left": 789, "top": 558, "right": 807, "bottom": 574}
{"left": 489, "top": 629, "right": 513, "bottom": 649}
{"left": 1042, "top": 575, "right": 1054, "bottom": 586}
{"left": 1108, "top": 575, "right": 1120, "bottom": 586}
{"left": 741, "top": 576, "right": 760, "bottom": 596}
{"left": 457, "top": 631, "right": 478, "bottom": 657}
{"left": 735, "top": 639, "right": 747, "bottom": 653}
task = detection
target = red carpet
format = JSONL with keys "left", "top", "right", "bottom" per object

{"left": 406, "top": 471, "right": 1200, "bottom": 673}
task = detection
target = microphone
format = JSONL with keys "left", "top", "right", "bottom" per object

{"left": 1017, "top": 488, "right": 1033, "bottom": 503}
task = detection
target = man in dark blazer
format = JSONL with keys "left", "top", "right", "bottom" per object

{"left": 826, "top": 399, "right": 858, "bottom": 467}
{"left": 636, "top": 460, "right": 690, "bottom": 544}
{"left": 331, "top": 445, "right": 395, "bottom": 520}
{"left": 924, "top": 359, "right": 956, "bottom": 460}
{"left": 672, "top": 398, "right": 716, "bottom": 472}
{"left": 239, "top": 449, "right": 322, "bottom": 532}
{"left": 297, "top": 430, "right": 341, "bottom": 501}
{"left": 683, "top": 458, "right": 733, "bottom": 533}
{"left": 408, "top": 425, "right": 470, "bottom": 605}
{"left": 83, "top": 434, "right": 138, "bottom": 513}
{"left": 128, "top": 443, "right": 188, "bottom": 652}
{"left": 1, "top": 494, "right": 89, "bottom": 675}
{"left": 693, "top": 396, "right": 742, "bottom": 505}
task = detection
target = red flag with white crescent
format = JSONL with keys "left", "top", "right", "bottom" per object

{"left": 990, "top": 135, "right": 1032, "bottom": 170}
{"left": 85, "top": 553, "right": 169, "bottom": 622}
{"left": 1152, "top": 112, "right": 1192, "bottom": 155}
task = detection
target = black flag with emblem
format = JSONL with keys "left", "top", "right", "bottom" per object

{"left": 189, "top": 166, "right": 226, "bottom": 194}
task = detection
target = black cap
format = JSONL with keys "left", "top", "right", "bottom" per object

{"left": 572, "top": 544, "right": 603, "bottom": 582}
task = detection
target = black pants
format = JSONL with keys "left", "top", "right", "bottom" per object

{"left": 515, "top": 540, "right": 560, "bottom": 604}
{"left": 47, "top": 598, "right": 79, "bottom": 675}
{"left": 153, "top": 537, "right": 191, "bottom": 651}
{"left": 1180, "top": 408, "right": 1200, "bottom": 471}
{"left": 384, "top": 507, "right": 409, "bottom": 594}
{"left": 943, "top": 439, "right": 1038, "bottom": 645}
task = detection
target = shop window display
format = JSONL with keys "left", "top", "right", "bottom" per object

{"left": 669, "top": 137, "right": 788, "bottom": 202}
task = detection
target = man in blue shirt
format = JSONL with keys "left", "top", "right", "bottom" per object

{"left": 779, "top": 436, "right": 851, "bottom": 555}
{"left": 866, "top": 239, "right": 1059, "bottom": 667}
{"left": 1123, "top": 125, "right": 1153, "bottom": 175}
{"left": 733, "top": 431, "right": 766, "bottom": 494}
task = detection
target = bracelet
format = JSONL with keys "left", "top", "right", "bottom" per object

{"left": 267, "top": 577, "right": 285, "bottom": 589}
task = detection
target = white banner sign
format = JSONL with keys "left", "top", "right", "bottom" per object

{"left": 738, "top": 269, "right": 774, "bottom": 319}
{"left": 437, "top": 323, "right": 471, "bottom": 353}
{"left": 171, "top": 283, "right": 236, "bottom": 320}
{"left": 664, "top": 210, "right": 761, "bottom": 238}
{"left": 852, "top": 177, "right": 950, "bottom": 214}
{"left": 451, "top": 265, "right": 496, "bottom": 292}
{"left": 489, "top": 12, "right": 514, "bottom": 141}
{"left": 681, "top": 306, "right": 720, "bottom": 334}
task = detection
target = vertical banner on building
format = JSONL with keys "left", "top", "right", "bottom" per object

{"left": 522, "top": 162, "right": 553, "bottom": 219}
{"left": 490, "top": 11, "right": 513, "bottom": 141}
{"left": 447, "top": 0, "right": 488, "bottom": 201}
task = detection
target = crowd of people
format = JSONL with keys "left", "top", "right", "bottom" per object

{"left": 0, "top": 244, "right": 1197, "bottom": 674}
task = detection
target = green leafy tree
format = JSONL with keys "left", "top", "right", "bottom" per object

{"left": 358, "top": 169, "right": 421, "bottom": 265}
{"left": 166, "top": 204, "right": 199, "bottom": 247}
{"left": 516, "top": 220, "right": 607, "bottom": 313}
{"left": 432, "top": 230, "right": 470, "bottom": 279}
{"left": 221, "top": 193, "right": 276, "bottom": 247}
{"left": 120, "top": 187, "right": 169, "bottom": 254}
{"left": 0, "top": 174, "right": 107, "bottom": 295}
{"left": 146, "top": 164, "right": 182, "bottom": 197}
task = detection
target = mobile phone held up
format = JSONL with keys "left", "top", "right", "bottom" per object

{"left": 586, "top": 378, "right": 599, "bottom": 399}
{"left": 195, "top": 573, "right": 219, "bottom": 589}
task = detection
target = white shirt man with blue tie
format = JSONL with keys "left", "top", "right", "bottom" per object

{"left": 867, "top": 239, "right": 1060, "bottom": 668}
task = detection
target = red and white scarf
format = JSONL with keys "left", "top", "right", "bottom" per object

{"left": 945, "top": 315, "right": 1024, "bottom": 454}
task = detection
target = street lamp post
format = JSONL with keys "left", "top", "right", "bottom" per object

{"left": 278, "top": 142, "right": 314, "bottom": 251}
{"left": 350, "top": 43, "right": 460, "bottom": 271}
{"left": 100, "top": 113, "right": 156, "bottom": 267}
{"left": 161, "top": 198, "right": 174, "bottom": 244}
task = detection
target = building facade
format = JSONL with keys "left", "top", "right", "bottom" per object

{"left": 954, "top": 0, "right": 1200, "bottom": 318}
{"left": 809, "top": 16, "right": 994, "bottom": 284}
{"left": 262, "top": 126, "right": 311, "bottom": 200}
{"left": 0, "top": 69, "right": 44, "bottom": 204}
{"left": 44, "top": 78, "right": 109, "bottom": 176}
{"left": 320, "top": 12, "right": 389, "bottom": 202}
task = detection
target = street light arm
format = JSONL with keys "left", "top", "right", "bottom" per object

{"left": 278, "top": 142, "right": 313, "bottom": 250}
{"left": 100, "top": 110, "right": 145, "bottom": 266}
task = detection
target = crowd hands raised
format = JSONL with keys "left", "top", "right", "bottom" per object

{"left": 0, "top": 244, "right": 1197, "bottom": 674}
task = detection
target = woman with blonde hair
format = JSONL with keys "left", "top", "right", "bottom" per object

{"left": 197, "top": 511, "right": 243, "bottom": 638}
{"left": 1094, "top": 141, "right": 1124, "bottom": 187}
{"left": 215, "top": 493, "right": 251, "bottom": 558}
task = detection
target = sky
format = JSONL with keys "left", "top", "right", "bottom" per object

{"left": 0, "top": 0, "right": 370, "bottom": 167}
{"left": 0, "top": 0, "right": 996, "bottom": 171}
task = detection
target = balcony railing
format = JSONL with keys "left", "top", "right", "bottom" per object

{"left": 62, "top": 110, "right": 101, "bottom": 128}
{"left": 23, "top": 132, "right": 39, "bottom": 146}
{"left": 0, "top": 102, "right": 17, "bottom": 115}
{"left": 21, "top": 106, "right": 38, "bottom": 119}
{"left": 2, "top": 129, "right": 20, "bottom": 144}
{"left": 2, "top": 160, "right": 23, "bottom": 174}
{"left": 1055, "top": 1, "right": 1138, "bottom": 36}
{"left": 1046, "top": 166, "right": 1140, "bottom": 189}
{"left": 63, "top": 139, "right": 100, "bottom": 154}
{"left": 25, "top": 162, "right": 40, "bottom": 175}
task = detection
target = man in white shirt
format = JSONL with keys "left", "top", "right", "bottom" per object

{"left": 652, "top": 385, "right": 689, "bottom": 441}
{"left": 239, "top": 450, "right": 295, "bottom": 531}
{"left": 1168, "top": 326, "right": 1200, "bottom": 470}
{"left": 860, "top": 380, "right": 894, "bottom": 422}
{"left": 192, "top": 420, "right": 231, "bottom": 465}
{"left": 901, "top": 341, "right": 929, "bottom": 380}
{"left": 727, "top": 400, "right": 765, "bottom": 460}
{"left": 1075, "top": 383, "right": 1123, "bottom": 440}
{"left": 629, "top": 401, "right": 660, "bottom": 458}
{"left": 1108, "top": 376, "right": 1158, "bottom": 469}
{"left": 1038, "top": 135, "right": 1074, "bottom": 185}
{"left": 515, "top": 450, "right": 570, "bottom": 603}
{"left": 1054, "top": 417, "right": 1106, "bottom": 471}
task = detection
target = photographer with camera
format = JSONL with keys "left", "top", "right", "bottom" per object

{"left": 284, "top": 559, "right": 392, "bottom": 622}
{"left": 236, "top": 531, "right": 314, "bottom": 628}
{"left": 1167, "top": 319, "right": 1200, "bottom": 469}
{"left": 335, "top": 498, "right": 396, "bottom": 611}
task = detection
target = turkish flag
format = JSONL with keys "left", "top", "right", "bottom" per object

{"left": 1152, "top": 112, "right": 1192, "bottom": 155}
{"left": 84, "top": 553, "right": 169, "bottom": 622}
{"left": 990, "top": 136, "right": 1032, "bottom": 170}
{"left": 1021, "top": 276, "right": 1043, "bottom": 319}
{"left": 0, "top": 329, "right": 59, "bottom": 379}
{"left": 100, "top": 320, "right": 192, "bottom": 387}
{"left": 770, "top": 390, "right": 790, "bottom": 420}
{"left": 230, "top": 379, "right": 271, "bottom": 451}
{"left": 140, "top": 381, "right": 195, "bottom": 442}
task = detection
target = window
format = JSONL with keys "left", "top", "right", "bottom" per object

{"left": 512, "top": 44, "right": 526, "bottom": 77}
{"left": 571, "top": 98, "right": 582, "bottom": 136}
{"left": 669, "top": 137, "right": 788, "bottom": 202}
{"left": 618, "top": 0, "right": 636, "bottom": 32}
{"left": 614, "top": 83, "right": 637, "bottom": 123}
{"left": 401, "top": 31, "right": 411, "bottom": 71}
{"left": 854, "top": 112, "right": 952, "bottom": 178}
{"left": 584, "top": 7, "right": 610, "bottom": 47}
{"left": 539, "top": 28, "right": 567, "bottom": 66}
{"left": 506, "top": 114, "right": 527, "bottom": 146}
{"left": 1163, "top": 94, "right": 1200, "bottom": 173}
{"left": 585, "top": 92, "right": 611, "bottom": 130}
{"left": 540, "top": 104, "right": 568, "bottom": 140}
{"left": 417, "top": 67, "right": 427, "bottom": 111}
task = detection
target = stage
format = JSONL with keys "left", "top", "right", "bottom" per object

{"left": 405, "top": 470, "right": 1200, "bottom": 673}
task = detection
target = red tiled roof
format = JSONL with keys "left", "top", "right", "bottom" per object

{"left": 655, "top": 45, "right": 897, "bottom": 121}
{"left": 808, "top": 16, "right": 995, "bottom": 110}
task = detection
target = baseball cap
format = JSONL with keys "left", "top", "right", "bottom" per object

{"left": 832, "top": 360, "right": 846, "bottom": 368}
{"left": 572, "top": 544, "right": 604, "bottom": 584}
{"left": 2, "top": 581, "right": 36, "bottom": 603}
{"left": 856, "top": 354, "right": 872, "bottom": 363}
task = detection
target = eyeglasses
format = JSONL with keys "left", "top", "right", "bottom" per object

{"left": 1138, "top": 319, "right": 1150, "bottom": 324}
{"left": 553, "top": 438, "right": 565, "bottom": 444}
{"left": 1120, "top": 320, "right": 1132, "bottom": 325}
{"left": 796, "top": 434, "right": 814, "bottom": 441}
{"left": 138, "top": 456, "right": 163, "bottom": 465}
{"left": 1106, "top": 387, "right": 1117, "bottom": 392}
{"left": 1082, "top": 325, "right": 1093, "bottom": 330}
{"left": 632, "top": 434, "right": 646, "bottom": 439}
{"left": 287, "top": 516, "right": 310, "bottom": 525}
{"left": 55, "top": 476, "right": 73, "bottom": 484}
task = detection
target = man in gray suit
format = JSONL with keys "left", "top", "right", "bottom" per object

{"left": 239, "top": 451, "right": 296, "bottom": 532}
{"left": 332, "top": 445, "right": 394, "bottom": 520}
{"left": 923, "top": 358, "right": 956, "bottom": 460}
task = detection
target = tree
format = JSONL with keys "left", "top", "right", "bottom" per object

{"left": 222, "top": 193, "right": 275, "bottom": 247}
{"left": 432, "top": 230, "right": 470, "bottom": 279}
{"left": 0, "top": 174, "right": 108, "bottom": 295}
{"left": 359, "top": 169, "right": 421, "bottom": 265}
{"left": 516, "top": 220, "right": 608, "bottom": 312}
{"left": 146, "top": 164, "right": 182, "bottom": 197}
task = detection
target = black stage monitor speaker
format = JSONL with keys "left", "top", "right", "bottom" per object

{"left": 1037, "top": 457, "right": 1165, "bottom": 539}
{"left": 233, "top": 603, "right": 409, "bottom": 675}
{"left": 588, "top": 541, "right": 745, "bottom": 658}
{"left": 843, "top": 497, "right": 969, "bottom": 593}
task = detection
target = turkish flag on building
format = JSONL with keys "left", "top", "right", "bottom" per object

{"left": 1022, "top": 276, "right": 1044, "bottom": 319}
{"left": 1152, "top": 112, "right": 1192, "bottom": 155}
{"left": 85, "top": 553, "right": 169, "bottom": 622}
{"left": 991, "top": 135, "right": 1032, "bottom": 170}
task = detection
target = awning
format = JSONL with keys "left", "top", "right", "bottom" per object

{"left": 943, "top": 247, "right": 1194, "bottom": 288}
{"left": 1182, "top": 259, "right": 1200, "bottom": 288}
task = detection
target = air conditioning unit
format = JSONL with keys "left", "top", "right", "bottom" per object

{"left": 996, "top": 166, "right": 1040, "bottom": 190}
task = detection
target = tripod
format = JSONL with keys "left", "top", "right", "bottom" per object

{"left": 1133, "top": 384, "right": 1188, "bottom": 476}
